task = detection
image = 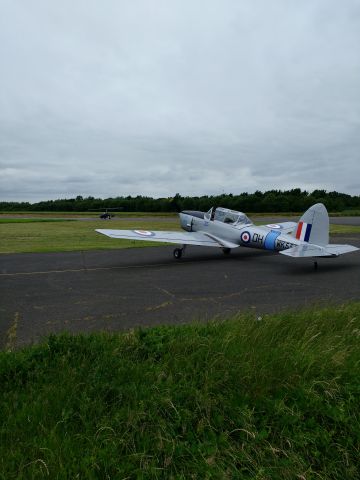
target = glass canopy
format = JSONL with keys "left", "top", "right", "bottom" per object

{"left": 206, "top": 207, "right": 251, "bottom": 225}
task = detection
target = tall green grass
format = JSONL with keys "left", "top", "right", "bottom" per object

{"left": 1, "top": 304, "right": 359, "bottom": 479}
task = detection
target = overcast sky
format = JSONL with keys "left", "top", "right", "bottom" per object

{"left": 0, "top": 0, "right": 359, "bottom": 201}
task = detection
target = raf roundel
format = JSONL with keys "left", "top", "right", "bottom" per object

{"left": 240, "top": 231, "right": 251, "bottom": 243}
{"left": 133, "top": 230, "right": 155, "bottom": 237}
{"left": 266, "top": 224, "right": 281, "bottom": 229}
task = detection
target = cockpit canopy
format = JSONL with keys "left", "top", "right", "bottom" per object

{"left": 205, "top": 207, "right": 251, "bottom": 225}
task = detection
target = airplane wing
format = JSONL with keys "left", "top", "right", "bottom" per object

{"left": 260, "top": 222, "right": 297, "bottom": 234}
{"left": 96, "top": 229, "right": 239, "bottom": 248}
{"left": 280, "top": 243, "right": 359, "bottom": 258}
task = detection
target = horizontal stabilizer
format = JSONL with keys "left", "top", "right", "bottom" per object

{"left": 323, "top": 244, "right": 359, "bottom": 255}
{"left": 280, "top": 243, "right": 359, "bottom": 258}
{"left": 280, "top": 244, "right": 332, "bottom": 258}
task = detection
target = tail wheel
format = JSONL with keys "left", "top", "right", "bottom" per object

{"left": 173, "top": 248, "right": 183, "bottom": 259}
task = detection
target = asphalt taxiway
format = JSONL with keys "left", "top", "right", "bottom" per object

{"left": 1, "top": 234, "right": 359, "bottom": 348}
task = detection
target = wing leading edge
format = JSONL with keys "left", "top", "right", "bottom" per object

{"left": 96, "top": 229, "right": 238, "bottom": 248}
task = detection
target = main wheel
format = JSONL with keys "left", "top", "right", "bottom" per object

{"left": 173, "top": 248, "right": 183, "bottom": 259}
{"left": 222, "top": 248, "right": 231, "bottom": 255}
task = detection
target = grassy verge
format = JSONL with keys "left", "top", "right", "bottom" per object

{"left": 331, "top": 210, "right": 360, "bottom": 216}
{"left": 250, "top": 210, "right": 360, "bottom": 217}
{"left": 0, "top": 211, "right": 177, "bottom": 218}
{"left": 0, "top": 219, "right": 179, "bottom": 253}
{"left": 329, "top": 224, "right": 360, "bottom": 234}
{"left": 1, "top": 304, "right": 359, "bottom": 479}
{"left": 0, "top": 218, "right": 77, "bottom": 224}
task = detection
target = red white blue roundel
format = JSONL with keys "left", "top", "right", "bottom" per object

{"left": 266, "top": 224, "right": 281, "bottom": 229}
{"left": 241, "top": 231, "right": 251, "bottom": 243}
{"left": 133, "top": 230, "right": 155, "bottom": 237}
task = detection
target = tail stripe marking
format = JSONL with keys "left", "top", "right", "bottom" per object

{"left": 304, "top": 224, "right": 312, "bottom": 242}
{"left": 296, "top": 222, "right": 312, "bottom": 242}
{"left": 296, "top": 222, "right": 303, "bottom": 240}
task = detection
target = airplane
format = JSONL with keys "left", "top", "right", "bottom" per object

{"left": 95, "top": 203, "right": 359, "bottom": 268}
{"left": 89, "top": 207, "right": 124, "bottom": 220}
{"left": 99, "top": 209, "right": 114, "bottom": 220}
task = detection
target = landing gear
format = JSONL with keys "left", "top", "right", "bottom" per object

{"left": 173, "top": 245, "right": 186, "bottom": 259}
{"left": 222, "top": 248, "right": 231, "bottom": 255}
{"left": 314, "top": 261, "right": 318, "bottom": 271}
{"left": 173, "top": 248, "right": 183, "bottom": 259}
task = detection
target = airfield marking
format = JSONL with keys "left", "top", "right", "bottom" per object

{"left": 154, "top": 286, "right": 176, "bottom": 298}
{"left": 0, "top": 261, "right": 202, "bottom": 277}
{"left": 146, "top": 301, "right": 173, "bottom": 312}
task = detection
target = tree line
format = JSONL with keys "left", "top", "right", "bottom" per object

{"left": 1, "top": 189, "right": 359, "bottom": 213}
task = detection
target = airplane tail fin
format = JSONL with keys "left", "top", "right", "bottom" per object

{"left": 293, "top": 203, "right": 329, "bottom": 246}
{"left": 283, "top": 203, "right": 359, "bottom": 258}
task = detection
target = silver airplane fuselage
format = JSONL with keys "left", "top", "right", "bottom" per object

{"left": 179, "top": 211, "right": 300, "bottom": 253}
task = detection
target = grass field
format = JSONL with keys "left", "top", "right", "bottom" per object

{"left": 0, "top": 218, "right": 77, "bottom": 224}
{"left": 0, "top": 211, "right": 177, "bottom": 218}
{"left": 1, "top": 303, "right": 359, "bottom": 479}
{"left": 0, "top": 218, "right": 179, "bottom": 253}
{"left": 0, "top": 217, "right": 360, "bottom": 254}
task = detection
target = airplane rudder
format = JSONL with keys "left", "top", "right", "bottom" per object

{"left": 294, "top": 203, "right": 329, "bottom": 245}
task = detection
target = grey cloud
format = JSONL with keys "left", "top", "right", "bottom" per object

{"left": 0, "top": 0, "right": 359, "bottom": 201}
